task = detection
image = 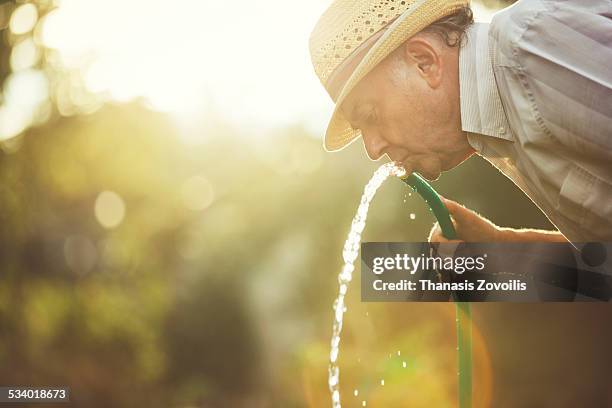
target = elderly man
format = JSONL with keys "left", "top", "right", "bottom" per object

{"left": 309, "top": 0, "right": 612, "bottom": 243}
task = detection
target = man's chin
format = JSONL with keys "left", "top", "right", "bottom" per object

{"left": 422, "top": 174, "right": 440, "bottom": 181}
{"left": 417, "top": 169, "right": 441, "bottom": 181}
{"left": 405, "top": 159, "right": 443, "bottom": 181}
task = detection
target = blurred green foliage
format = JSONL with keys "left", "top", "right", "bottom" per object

{"left": 0, "top": 100, "right": 564, "bottom": 407}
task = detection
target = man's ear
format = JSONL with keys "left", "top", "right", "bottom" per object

{"left": 402, "top": 37, "right": 442, "bottom": 88}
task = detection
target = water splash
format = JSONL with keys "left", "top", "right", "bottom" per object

{"left": 328, "top": 162, "right": 406, "bottom": 408}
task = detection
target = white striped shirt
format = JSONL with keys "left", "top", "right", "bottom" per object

{"left": 459, "top": 0, "right": 612, "bottom": 242}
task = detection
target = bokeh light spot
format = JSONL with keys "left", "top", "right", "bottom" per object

{"left": 95, "top": 191, "right": 126, "bottom": 228}
{"left": 0, "top": 104, "right": 31, "bottom": 141}
{"left": 9, "top": 3, "right": 38, "bottom": 35}
{"left": 10, "top": 38, "right": 40, "bottom": 71}
{"left": 64, "top": 235, "right": 98, "bottom": 275}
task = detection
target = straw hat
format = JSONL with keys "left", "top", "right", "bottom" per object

{"left": 309, "top": 0, "right": 469, "bottom": 151}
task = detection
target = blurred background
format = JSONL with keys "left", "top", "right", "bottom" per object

{"left": 1, "top": 0, "right": 611, "bottom": 407}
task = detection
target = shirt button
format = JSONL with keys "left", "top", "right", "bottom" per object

{"left": 499, "top": 126, "right": 506, "bottom": 134}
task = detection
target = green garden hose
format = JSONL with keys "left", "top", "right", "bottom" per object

{"left": 400, "top": 173, "right": 473, "bottom": 408}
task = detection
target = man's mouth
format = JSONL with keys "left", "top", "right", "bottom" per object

{"left": 390, "top": 157, "right": 411, "bottom": 174}
{"left": 392, "top": 155, "right": 442, "bottom": 181}
{"left": 401, "top": 161, "right": 420, "bottom": 178}
{"left": 390, "top": 156, "right": 441, "bottom": 181}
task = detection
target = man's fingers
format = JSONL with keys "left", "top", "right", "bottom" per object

{"left": 439, "top": 197, "right": 502, "bottom": 242}
{"left": 429, "top": 229, "right": 463, "bottom": 243}
{"left": 441, "top": 198, "right": 473, "bottom": 224}
{"left": 430, "top": 232, "right": 449, "bottom": 243}
{"left": 428, "top": 223, "right": 443, "bottom": 242}
{"left": 429, "top": 223, "right": 460, "bottom": 243}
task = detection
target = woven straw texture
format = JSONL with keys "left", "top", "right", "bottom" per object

{"left": 310, "top": 0, "right": 418, "bottom": 87}
{"left": 309, "top": 0, "right": 469, "bottom": 151}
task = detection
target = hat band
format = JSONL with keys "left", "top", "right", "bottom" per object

{"left": 324, "top": 25, "right": 390, "bottom": 102}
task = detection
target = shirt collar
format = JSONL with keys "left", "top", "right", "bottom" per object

{"left": 459, "top": 22, "right": 512, "bottom": 146}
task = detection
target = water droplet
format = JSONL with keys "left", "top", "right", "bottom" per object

{"left": 410, "top": 213, "right": 416, "bottom": 220}
{"left": 380, "top": 379, "right": 385, "bottom": 386}
{"left": 354, "top": 389, "right": 359, "bottom": 397}
{"left": 362, "top": 401, "right": 367, "bottom": 407}
{"left": 397, "top": 350, "right": 401, "bottom": 356}
{"left": 403, "top": 361, "right": 407, "bottom": 368}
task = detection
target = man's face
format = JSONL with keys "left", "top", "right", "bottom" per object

{"left": 340, "top": 36, "right": 473, "bottom": 180}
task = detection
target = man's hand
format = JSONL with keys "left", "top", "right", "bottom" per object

{"left": 428, "top": 198, "right": 501, "bottom": 243}
{"left": 428, "top": 198, "right": 568, "bottom": 243}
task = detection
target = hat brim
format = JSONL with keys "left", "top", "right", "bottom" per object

{"left": 323, "top": 109, "right": 362, "bottom": 152}
{"left": 323, "top": 0, "right": 469, "bottom": 152}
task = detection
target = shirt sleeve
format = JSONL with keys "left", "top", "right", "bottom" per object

{"left": 489, "top": 0, "right": 612, "bottom": 241}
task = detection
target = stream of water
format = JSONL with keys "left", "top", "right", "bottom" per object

{"left": 328, "top": 162, "right": 406, "bottom": 408}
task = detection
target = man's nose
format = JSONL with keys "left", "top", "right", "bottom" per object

{"left": 361, "top": 130, "right": 388, "bottom": 161}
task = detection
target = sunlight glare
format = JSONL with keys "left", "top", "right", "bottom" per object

{"left": 39, "top": 0, "right": 332, "bottom": 137}
{"left": 23, "top": 0, "right": 495, "bottom": 142}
